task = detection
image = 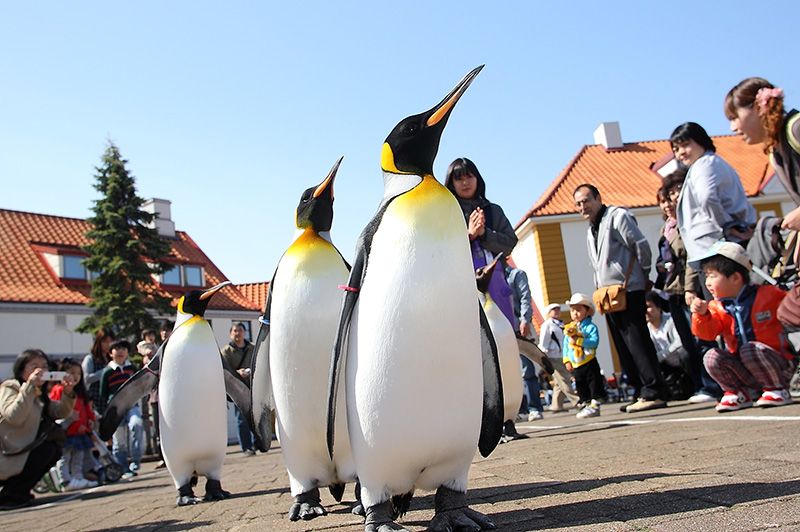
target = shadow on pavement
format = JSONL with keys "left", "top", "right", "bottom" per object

{"left": 484, "top": 478, "right": 800, "bottom": 530}
{"left": 101, "top": 520, "right": 214, "bottom": 531}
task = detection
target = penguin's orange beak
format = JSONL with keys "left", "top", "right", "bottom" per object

{"left": 199, "top": 281, "right": 232, "bottom": 301}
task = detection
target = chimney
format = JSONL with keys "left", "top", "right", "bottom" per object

{"left": 142, "top": 198, "right": 176, "bottom": 238}
{"left": 593, "top": 122, "right": 624, "bottom": 149}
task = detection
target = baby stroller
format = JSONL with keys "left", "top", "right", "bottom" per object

{"left": 90, "top": 430, "right": 124, "bottom": 484}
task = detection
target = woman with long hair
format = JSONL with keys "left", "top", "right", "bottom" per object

{"left": 82, "top": 329, "right": 114, "bottom": 415}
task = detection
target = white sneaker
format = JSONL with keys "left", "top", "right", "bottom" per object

{"left": 516, "top": 412, "right": 528, "bottom": 422}
{"left": 576, "top": 402, "right": 600, "bottom": 419}
{"left": 527, "top": 411, "right": 543, "bottom": 421}
{"left": 65, "top": 478, "right": 89, "bottom": 491}
{"left": 688, "top": 392, "right": 716, "bottom": 404}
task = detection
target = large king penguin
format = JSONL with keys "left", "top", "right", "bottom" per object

{"left": 249, "top": 158, "right": 355, "bottom": 521}
{"left": 476, "top": 255, "right": 527, "bottom": 443}
{"left": 160, "top": 282, "right": 234, "bottom": 505}
{"left": 326, "top": 66, "right": 504, "bottom": 532}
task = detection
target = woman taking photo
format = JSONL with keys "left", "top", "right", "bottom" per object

{"left": 445, "top": 157, "right": 518, "bottom": 323}
{"left": 0, "top": 349, "right": 76, "bottom": 510}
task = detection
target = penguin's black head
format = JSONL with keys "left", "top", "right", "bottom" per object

{"left": 381, "top": 65, "right": 484, "bottom": 176}
{"left": 296, "top": 157, "right": 343, "bottom": 232}
{"left": 475, "top": 253, "right": 504, "bottom": 294}
{"left": 178, "top": 281, "right": 232, "bottom": 318}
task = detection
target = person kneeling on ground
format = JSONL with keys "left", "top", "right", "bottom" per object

{"left": 690, "top": 241, "right": 796, "bottom": 412}
{"left": 563, "top": 293, "right": 605, "bottom": 419}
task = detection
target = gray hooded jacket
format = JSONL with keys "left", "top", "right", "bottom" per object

{"left": 586, "top": 205, "right": 652, "bottom": 291}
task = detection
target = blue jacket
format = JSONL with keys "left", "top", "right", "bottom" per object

{"left": 562, "top": 317, "right": 599, "bottom": 368}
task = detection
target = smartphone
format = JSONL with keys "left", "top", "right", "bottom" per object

{"left": 41, "top": 371, "right": 67, "bottom": 382}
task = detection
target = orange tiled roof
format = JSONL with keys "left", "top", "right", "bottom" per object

{"left": 0, "top": 208, "right": 258, "bottom": 312}
{"left": 517, "top": 135, "right": 773, "bottom": 225}
{"left": 236, "top": 282, "right": 270, "bottom": 312}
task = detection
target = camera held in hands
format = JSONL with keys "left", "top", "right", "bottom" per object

{"left": 41, "top": 371, "right": 67, "bottom": 382}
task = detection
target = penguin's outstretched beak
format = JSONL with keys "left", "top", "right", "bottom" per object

{"left": 313, "top": 156, "right": 343, "bottom": 199}
{"left": 382, "top": 66, "right": 484, "bottom": 176}
{"left": 426, "top": 65, "right": 484, "bottom": 128}
{"left": 199, "top": 280, "right": 233, "bottom": 301}
{"left": 475, "top": 252, "right": 504, "bottom": 294}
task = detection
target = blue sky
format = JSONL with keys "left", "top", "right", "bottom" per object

{"left": 2, "top": 2, "right": 798, "bottom": 283}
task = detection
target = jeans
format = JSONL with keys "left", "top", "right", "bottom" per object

{"left": 519, "top": 356, "right": 544, "bottom": 413}
{"left": 235, "top": 407, "right": 254, "bottom": 451}
{"left": 112, "top": 404, "right": 143, "bottom": 469}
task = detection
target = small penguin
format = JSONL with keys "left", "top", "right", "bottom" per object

{"left": 326, "top": 66, "right": 503, "bottom": 532}
{"left": 249, "top": 157, "right": 356, "bottom": 521}
{"left": 160, "top": 282, "right": 234, "bottom": 505}
{"left": 476, "top": 255, "right": 527, "bottom": 443}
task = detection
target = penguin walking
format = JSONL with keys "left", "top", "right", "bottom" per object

{"left": 326, "top": 66, "right": 504, "bottom": 532}
{"left": 249, "top": 158, "right": 356, "bottom": 521}
{"left": 159, "top": 282, "right": 234, "bottom": 505}
{"left": 476, "top": 255, "right": 527, "bottom": 443}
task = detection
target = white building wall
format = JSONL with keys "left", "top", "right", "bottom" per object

{"left": 510, "top": 223, "right": 546, "bottom": 322}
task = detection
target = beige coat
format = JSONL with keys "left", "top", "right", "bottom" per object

{"left": 0, "top": 379, "right": 75, "bottom": 480}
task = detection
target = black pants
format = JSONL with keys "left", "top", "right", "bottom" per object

{"left": 668, "top": 294, "right": 705, "bottom": 392}
{"left": 0, "top": 441, "right": 61, "bottom": 501}
{"left": 605, "top": 290, "right": 667, "bottom": 401}
{"left": 573, "top": 358, "right": 605, "bottom": 403}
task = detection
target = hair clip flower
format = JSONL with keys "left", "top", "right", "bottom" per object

{"left": 756, "top": 87, "right": 784, "bottom": 113}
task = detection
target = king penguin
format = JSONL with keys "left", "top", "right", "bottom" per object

{"left": 160, "top": 281, "right": 233, "bottom": 506}
{"left": 326, "top": 66, "right": 504, "bottom": 532}
{"left": 249, "top": 158, "right": 356, "bottom": 521}
{"left": 476, "top": 255, "right": 527, "bottom": 443}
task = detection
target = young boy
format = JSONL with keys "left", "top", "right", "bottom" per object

{"left": 99, "top": 340, "right": 144, "bottom": 477}
{"left": 563, "top": 293, "right": 604, "bottom": 419}
{"left": 690, "top": 241, "right": 796, "bottom": 412}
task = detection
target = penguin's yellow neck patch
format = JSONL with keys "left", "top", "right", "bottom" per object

{"left": 184, "top": 315, "right": 203, "bottom": 326}
{"left": 381, "top": 143, "right": 409, "bottom": 175}
{"left": 389, "top": 176, "right": 465, "bottom": 237}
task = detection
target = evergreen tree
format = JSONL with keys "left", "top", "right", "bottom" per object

{"left": 77, "top": 142, "right": 173, "bottom": 341}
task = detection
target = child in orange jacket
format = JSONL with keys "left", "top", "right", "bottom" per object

{"left": 690, "top": 241, "right": 796, "bottom": 412}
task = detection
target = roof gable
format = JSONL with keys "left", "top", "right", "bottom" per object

{"left": 0, "top": 208, "right": 258, "bottom": 312}
{"left": 517, "top": 135, "right": 772, "bottom": 225}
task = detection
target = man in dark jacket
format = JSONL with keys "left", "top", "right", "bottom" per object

{"left": 220, "top": 323, "right": 256, "bottom": 455}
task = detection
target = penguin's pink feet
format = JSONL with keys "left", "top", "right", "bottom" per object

{"left": 288, "top": 488, "right": 327, "bottom": 521}
{"left": 428, "top": 486, "right": 496, "bottom": 531}
{"left": 364, "top": 499, "right": 410, "bottom": 532}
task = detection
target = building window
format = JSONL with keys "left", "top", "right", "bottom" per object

{"left": 62, "top": 255, "right": 87, "bottom": 280}
{"left": 184, "top": 265, "right": 203, "bottom": 287}
{"left": 162, "top": 265, "right": 181, "bottom": 285}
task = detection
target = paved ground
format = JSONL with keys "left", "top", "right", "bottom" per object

{"left": 5, "top": 400, "right": 800, "bottom": 531}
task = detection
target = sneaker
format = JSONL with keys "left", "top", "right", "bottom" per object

{"left": 527, "top": 410, "right": 543, "bottom": 421}
{"left": 65, "top": 478, "right": 90, "bottom": 491}
{"left": 619, "top": 399, "right": 638, "bottom": 413}
{"left": 625, "top": 398, "right": 667, "bottom": 413}
{"left": 129, "top": 462, "right": 140, "bottom": 473}
{"left": 576, "top": 402, "right": 600, "bottom": 419}
{"left": 121, "top": 471, "right": 136, "bottom": 480}
{"left": 755, "top": 389, "right": 792, "bottom": 408}
{"left": 84, "top": 479, "right": 99, "bottom": 488}
{"left": 516, "top": 412, "right": 528, "bottom": 422}
{"left": 688, "top": 392, "right": 716, "bottom": 404}
{"left": 244, "top": 449, "right": 257, "bottom": 456}
{"left": 716, "top": 391, "right": 753, "bottom": 412}
{"left": 155, "top": 460, "right": 167, "bottom": 469}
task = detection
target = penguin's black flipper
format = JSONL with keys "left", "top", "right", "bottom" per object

{"left": 250, "top": 278, "right": 275, "bottom": 452}
{"left": 220, "top": 357, "right": 265, "bottom": 451}
{"left": 326, "top": 245, "right": 368, "bottom": 459}
{"left": 516, "top": 336, "right": 554, "bottom": 374}
{"left": 477, "top": 303, "right": 504, "bottom": 458}
{"left": 98, "top": 341, "right": 165, "bottom": 440}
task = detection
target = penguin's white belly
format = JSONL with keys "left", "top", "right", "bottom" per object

{"left": 159, "top": 320, "right": 227, "bottom": 478}
{"left": 485, "top": 300, "right": 523, "bottom": 422}
{"left": 347, "top": 209, "right": 482, "bottom": 497}
{"left": 270, "top": 247, "right": 354, "bottom": 492}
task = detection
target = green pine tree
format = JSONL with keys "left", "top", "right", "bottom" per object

{"left": 77, "top": 142, "right": 174, "bottom": 344}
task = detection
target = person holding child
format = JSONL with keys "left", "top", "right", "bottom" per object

{"left": 99, "top": 340, "right": 143, "bottom": 477}
{"left": 562, "top": 293, "right": 603, "bottom": 419}
{"left": 49, "top": 358, "right": 99, "bottom": 491}
{"left": 690, "top": 241, "right": 797, "bottom": 412}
